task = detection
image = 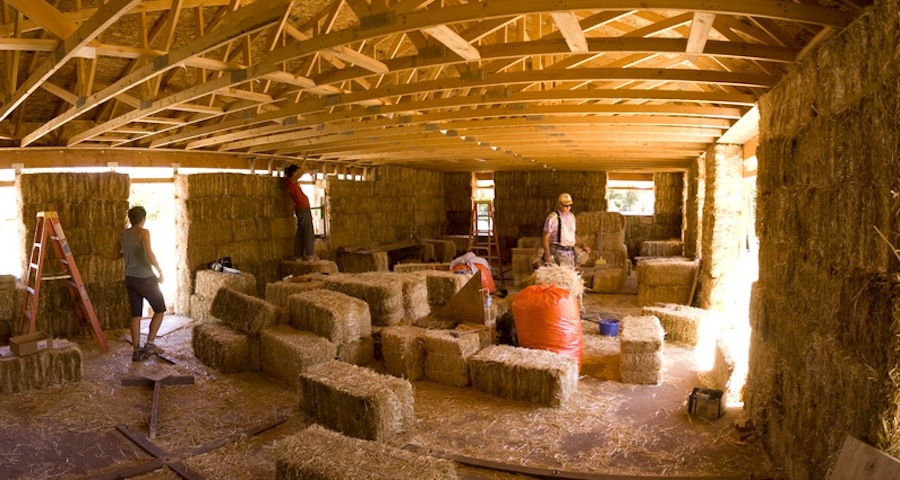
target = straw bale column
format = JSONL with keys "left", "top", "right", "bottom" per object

{"left": 683, "top": 157, "right": 704, "bottom": 258}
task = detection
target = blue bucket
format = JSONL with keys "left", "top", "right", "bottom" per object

{"left": 599, "top": 318, "right": 620, "bottom": 337}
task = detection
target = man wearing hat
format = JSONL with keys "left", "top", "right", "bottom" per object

{"left": 542, "top": 193, "right": 590, "bottom": 268}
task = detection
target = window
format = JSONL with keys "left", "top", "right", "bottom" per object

{"left": 299, "top": 172, "right": 327, "bottom": 236}
{"left": 607, "top": 174, "right": 654, "bottom": 215}
{"left": 473, "top": 173, "right": 495, "bottom": 233}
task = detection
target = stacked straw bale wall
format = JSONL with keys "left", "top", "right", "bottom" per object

{"left": 684, "top": 158, "right": 704, "bottom": 258}
{"left": 698, "top": 144, "right": 744, "bottom": 312}
{"left": 745, "top": 2, "right": 900, "bottom": 479}
{"left": 444, "top": 172, "right": 473, "bottom": 235}
{"left": 17, "top": 173, "right": 130, "bottom": 337}
{"left": 174, "top": 173, "right": 293, "bottom": 314}
{"left": 653, "top": 172, "right": 685, "bottom": 241}
{"left": 328, "top": 166, "right": 446, "bottom": 250}
{"left": 493, "top": 171, "right": 607, "bottom": 260}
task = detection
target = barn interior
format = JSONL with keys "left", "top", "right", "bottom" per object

{"left": 0, "top": 1, "right": 898, "bottom": 479}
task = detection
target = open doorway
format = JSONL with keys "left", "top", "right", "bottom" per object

{"left": 129, "top": 182, "right": 177, "bottom": 312}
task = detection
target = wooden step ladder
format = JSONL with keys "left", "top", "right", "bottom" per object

{"left": 19, "top": 211, "right": 108, "bottom": 353}
{"left": 467, "top": 200, "right": 507, "bottom": 287}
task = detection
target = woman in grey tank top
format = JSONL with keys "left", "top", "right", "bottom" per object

{"left": 112, "top": 206, "right": 166, "bottom": 362}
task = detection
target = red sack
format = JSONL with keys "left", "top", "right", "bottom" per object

{"left": 512, "top": 284, "right": 583, "bottom": 369}
{"left": 450, "top": 263, "right": 497, "bottom": 293}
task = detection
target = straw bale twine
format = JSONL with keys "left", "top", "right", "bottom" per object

{"left": 0, "top": 344, "right": 82, "bottom": 394}
{"left": 392, "top": 262, "right": 451, "bottom": 273}
{"left": 194, "top": 270, "right": 257, "bottom": 297}
{"left": 422, "top": 239, "right": 457, "bottom": 263}
{"left": 530, "top": 265, "right": 585, "bottom": 298}
{"left": 337, "top": 337, "right": 375, "bottom": 366}
{"left": 280, "top": 259, "right": 339, "bottom": 277}
{"left": 591, "top": 267, "right": 625, "bottom": 293}
{"left": 381, "top": 326, "right": 426, "bottom": 380}
{"left": 422, "top": 271, "right": 470, "bottom": 307}
{"left": 336, "top": 250, "right": 389, "bottom": 273}
{"left": 189, "top": 294, "right": 215, "bottom": 322}
{"left": 640, "top": 240, "right": 685, "bottom": 257}
{"left": 642, "top": 304, "right": 715, "bottom": 347}
{"left": 288, "top": 289, "right": 371, "bottom": 344}
{"left": 273, "top": 424, "right": 457, "bottom": 480}
{"left": 323, "top": 273, "right": 404, "bottom": 326}
{"left": 191, "top": 321, "right": 259, "bottom": 373}
{"left": 469, "top": 345, "right": 578, "bottom": 408}
{"left": 620, "top": 353, "right": 664, "bottom": 385}
{"left": 298, "top": 361, "right": 415, "bottom": 441}
{"left": 422, "top": 329, "right": 480, "bottom": 387}
{"left": 260, "top": 325, "right": 337, "bottom": 388}
{"left": 620, "top": 315, "right": 664, "bottom": 354}
{"left": 210, "top": 288, "right": 283, "bottom": 336}
{"left": 264, "top": 281, "right": 325, "bottom": 309}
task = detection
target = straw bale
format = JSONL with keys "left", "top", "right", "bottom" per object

{"left": 469, "top": 345, "right": 578, "bottom": 408}
{"left": 392, "top": 262, "right": 451, "bottom": 273}
{"left": 298, "top": 361, "right": 415, "bottom": 441}
{"left": 260, "top": 325, "right": 337, "bottom": 388}
{"left": 287, "top": 289, "right": 371, "bottom": 346}
{"left": 517, "top": 237, "right": 541, "bottom": 249}
{"left": 437, "top": 235, "right": 470, "bottom": 253}
{"left": 414, "top": 315, "right": 459, "bottom": 330}
{"left": 512, "top": 248, "right": 538, "bottom": 288}
{"left": 620, "top": 352, "right": 664, "bottom": 385}
{"left": 0, "top": 344, "right": 82, "bottom": 394}
{"left": 620, "top": 315, "right": 664, "bottom": 354}
{"left": 265, "top": 281, "right": 325, "bottom": 309}
{"left": 592, "top": 267, "right": 625, "bottom": 293}
{"left": 397, "top": 273, "right": 431, "bottom": 322}
{"left": 195, "top": 269, "right": 257, "bottom": 297}
{"left": 281, "top": 259, "right": 339, "bottom": 277}
{"left": 0, "top": 275, "right": 15, "bottom": 290}
{"left": 323, "top": 273, "right": 404, "bottom": 326}
{"left": 531, "top": 265, "right": 585, "bottom": 298}
{"left": 423, "top": 271, "right": 470, "bottom": 307}
{"left": 705, "top": 338, "right": 736, "bottom": 392}
{"left": 273, "top": 424, "right": 457, "bottom": 480}
{"left": 641, "top": 304, "right": 716, "bottom": 347}
{"left": 210, "top": 287, "right": 283, "bottom": 335}
{"left": 640, "top": 240, "right": 684, "bottom": 257}
{"left": 636, "top": 258, "right": 699, "bottom": 287}
{"left": 0, "top": 285, "right": 22, "bottom": 321}
{"left": 191, "top": 321, "right": 259, "bottom": 373}
{"left": 451, "top": 323, "right": 493, "bottom": 350}
{"left": 422, "top": 239, "right": 457, "bottom": 262}
{"left": 337, "top": 337, "right": 375, "bottom": 366}
{"left": 189, "top": 294, "right": 215, "bottom": 322}
{"left": 637, "top": 285, "right": 694, "bottom": 307}
{"left": 422, "top": 329, "right": 480, "bottom": 387}
{"left": 336, "top": 250, "right": 389, "bottom": 273}
{"left": 381, "top": 326, "right": 426, "bottom": 380}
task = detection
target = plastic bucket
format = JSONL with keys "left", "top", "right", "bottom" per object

{"left": 599, "top": 318, "right": 620, "bottom": 337}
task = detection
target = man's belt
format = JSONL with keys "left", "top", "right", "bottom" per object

{"left": 551, "top": 244, "right": 574, "bottom": 252}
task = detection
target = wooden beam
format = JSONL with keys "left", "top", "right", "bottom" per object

{"left": 550, "top": 11, "right": 588, "bottom": 53}
{"left": 686, "top": 12, "right": 716, "bottom": 55}
{"left": 422, "top": 25, "right": 481, "bottom": 60}
{"left": 4, "top": 0, "right": 78, "bottom": 39}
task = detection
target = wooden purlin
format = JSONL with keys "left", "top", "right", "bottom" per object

{"left": 18, "top": 211, "right": 109, "bottom": 353}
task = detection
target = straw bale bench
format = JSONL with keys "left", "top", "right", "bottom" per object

{"left": 279, "top": 259, "right": 338, "bottom": 278}
{"left": 620, "top": 315, "right": 665, "bottom": 385}
{"left": 469, "top": 345, "right": 579, "bottom": 408}
{"left": 640, "top": 240, "right": 684, "bottom": 257}
{"left": 0, "top": 344, "right": 82, "bottom": 394}
{"left": 323, "top": 273, "right": 404, "bottom": 326}
{"left": 642, "top": 303, "right": 715, "bottom": 347}
{"left": 289, "top": 289, "right": 373, "bottom": 365}
{"left": 635, "top": 258, "right": 699, "bottom": 307}
{"left": 273, "top": 424, "right": 457, "bottom": 480}
{"left": 210, "top": 288, "right": 284, "bottom": 335}
{"left": 260, "top": 325, "right": 337, "bottom": 388}
{"left": 381, "top": 326, "right": 427, "bottom": 380}
{"left": 192, "top": 321, "right": 259, "bottom": 373}
{"left": 298, "top": 361, "right": 415, "bottom": 441}
{"left": 422, "top": 329, "right": 481, "bottom": 387}
{"left": 191, "top": 270, "right": 257, "bottom": 321}
{"left": 392, "top": 262, "right": 451, "bottom": 273}
{"left": 264, "top": 280, "right": 324, "bottom": 309}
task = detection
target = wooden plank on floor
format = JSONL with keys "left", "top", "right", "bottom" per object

{"left": 829, "top": 436, "right": 900, "bottom": 480}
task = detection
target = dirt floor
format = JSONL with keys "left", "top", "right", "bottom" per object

{"left": 0, "top": 278, "right": 784, "bottom": 480}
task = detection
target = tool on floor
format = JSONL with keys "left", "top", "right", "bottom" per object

{"left": 19, "top": 211, "right": 108, "bottom": 352}
{"left": 122, "top": 373, "right": 195, "bottom": 439}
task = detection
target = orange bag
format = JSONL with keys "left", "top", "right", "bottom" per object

{"left": 512, "top": 284, "right": 583, "bottom": 369}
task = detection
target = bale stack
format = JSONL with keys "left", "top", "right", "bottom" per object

{"left": 273, "top": 424, "right": 457, "bottom": 480}
{"left": 175, "top": 173, "right": 294, "bottom": 314}
{"left": 210, "top": 287, "right": 283, "bottom": 335}
{"left": 422, "top": 329, "right": 481, "bottom": 387}
{"left": 191, "top": 269, "right": 257, "bottom": 322}
{"left": 323, "top": 273, "right": 404, "bottom": 326}
{"left": 260, "top": 325, "right": 337, "bottom": 388}
{"left": 279, "top": 259, "right": 339, "bottom": 278}
{"left": 0, "top": 344, "right": 83, "bottom": 393}
{"left": 17, "top": 173, "right": 130, "bottom": 337}
{"left": 298, "top": 360, "right": 415, "bottom": 441}
{"left": 264, "top": 280, "right": 324, "bottom": 309}
{"left": 420, "top": 271, "right": 470, "bottom": 308}
{"left": 0, "top": 280, "right": 23, "bottom": 344}
{"left": 381, "top": 326, "right": 426, "bottom": 380}
{"left": 640, "top": 240, "right": 685, "bottom": 257}
{"left": 642, "top": 304, "right": 716, "bottom": 348}
{"left": 635, "top": 258, "right": 699, "bottom": 306}
{"left": 421, "top": 239, "right": 457, "bottom": 262}
{"left": 469, "top": 345, "right": 579, "bottom": 408}
{"left": 619, "top": 315, "right": 665, "bottom": 385}
{"left": 289, "top": 289, "right": 373, "bottom": 366}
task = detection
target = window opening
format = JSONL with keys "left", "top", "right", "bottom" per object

{"left": 299, "top": 173, "right": 327, "bottom": 237}
{"left": 607, "top": 175, "right": 654, "bottom": 215}
{"left": 473, "top": 173, "right": 495, "bottom": 233}
{"left": 130, "top": 183, "right": 177, "bottom": 311}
